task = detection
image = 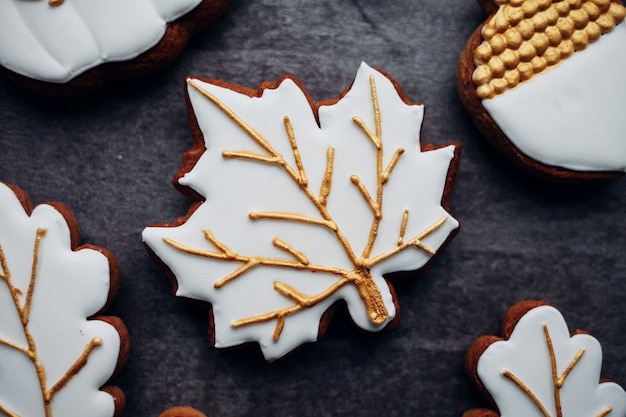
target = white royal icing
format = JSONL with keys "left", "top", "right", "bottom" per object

{"left": 482, "top": 23, "right": 626, "bottom": 173}
{"left": 0, "top": 0, "right": 203, "bottom": 83}
{"left": 0, "top": 183, "right": 122, "bottom": 417}
{"left": 142, "top": 63, "right": 459, "bottom": 361}
{"left": 476, "top": 305, "right": 626, "bottom": 417}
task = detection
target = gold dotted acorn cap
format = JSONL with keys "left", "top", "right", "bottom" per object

{"left": 473, "top": 0, "right": 626, "bottom": 99}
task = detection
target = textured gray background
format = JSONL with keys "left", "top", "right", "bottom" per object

{"left": 1, "top": 1, "right": 625, "bottom": 416}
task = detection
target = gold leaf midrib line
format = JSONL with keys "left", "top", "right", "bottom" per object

{"left": 163, "top": 235, "right": 350, "bottom": 284}
{"left": 24, "top": 229, "right": 46, "bottom": 326}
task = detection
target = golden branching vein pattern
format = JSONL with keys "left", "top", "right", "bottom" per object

{"left": 502, "top": 324, "right": 613, "bottom": 417}
{"left": 0, "top": 228, "right": 102, "bottom": 417}
{"left": 164, "top": 76, "right": 448, "bottom": 341}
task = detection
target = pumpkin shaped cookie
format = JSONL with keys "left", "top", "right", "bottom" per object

{"left": 0, "top": 0, "right": 230, "bottom": 97}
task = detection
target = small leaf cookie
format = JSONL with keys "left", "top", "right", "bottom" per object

{"left": 143, "top": 63, "right": 461, "bottom": 361}
{"left": 458, "top": 0, "right": 626, "bottom": 181}
{"left": 465, "top": 300, "right": 626, "bottom": 417}
{"left": 0, "top": 182, "right": 129, "bottom": 417}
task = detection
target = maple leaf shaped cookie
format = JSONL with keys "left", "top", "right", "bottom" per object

{"left": 0, "top": 0, "right": 230, "bottom": 96}
{"left": 143, "top": 63, "right": 461, "bottom": 361}
{"left": 465, "top": 301, "right": 626, "bottom": 417}
{"left": 458, "top": 0, "right": 626, "bottom": 181}
{"left": 0, "top": 182, "right": 129, "bottom": 417}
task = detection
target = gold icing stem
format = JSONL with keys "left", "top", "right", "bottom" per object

{"left": 350, "top": 269, "right": 388, "bottom": 325}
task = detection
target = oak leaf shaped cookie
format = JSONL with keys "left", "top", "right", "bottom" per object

{"left": 143, "top": 63, "right": 460, "bottom": 361}
{"left": 0, "top": 182, "right": 128, "bottom": 417}
{"left": 465, "top": 301, "right": 626, "bottom": 417}
{"left": 0, "top": 0, "right": 230, "bottom": 96}
{"left": 458, "top": 0, "right": 626, "bottom": 181}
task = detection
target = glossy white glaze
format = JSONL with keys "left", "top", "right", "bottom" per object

{"left": 0, "top": 0, "right": 203, "bottom": 82}
{"left": 483, "top": 23, "right": 626, "bottom": 172}
{"left": 143, "top": 64, "right": 459, "bottom": 360}
{"left": 477, "top": 305, "right": 626, "bottom": 417}
{"left": 0, "top": 183, "right": 121, "bottom": 417}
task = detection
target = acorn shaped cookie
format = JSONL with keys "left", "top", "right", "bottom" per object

{"left": 458, "top": 0, "right": 626, "bottom": 181}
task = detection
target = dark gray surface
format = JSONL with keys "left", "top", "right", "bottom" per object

{"left": 1, "top": 1, "right": 625, "bottom": 416}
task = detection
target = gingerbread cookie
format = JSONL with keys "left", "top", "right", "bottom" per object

{"left": 142, "top": 63, "right": 461, "bottom": 361}
{"left": 465, "top": 300, "right": 626, "bottom": 417}
{"left": 0, "top": 0, "right": 230, "bottom": 97}
{"left": 0, "top": 182, "right": 129, "bottom": 417}
{"left": 159, "top": 406, "right": 208, "bottom": 417}
{"left": 458, "top": 0, "right": 626, "bottom": 181}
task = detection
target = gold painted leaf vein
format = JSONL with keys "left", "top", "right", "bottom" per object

{"left": 500, "top": 323, "right": 600, "bottom": 417}
{"left": 179, "top": 74, "right": 447, "bottom": 339}
{"left": 0, "top": 228, "right": 103, "bottom": 416}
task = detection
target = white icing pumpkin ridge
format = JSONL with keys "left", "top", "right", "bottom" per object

{"left": 0, "top": 0, "right": 206, "bottom": 83}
